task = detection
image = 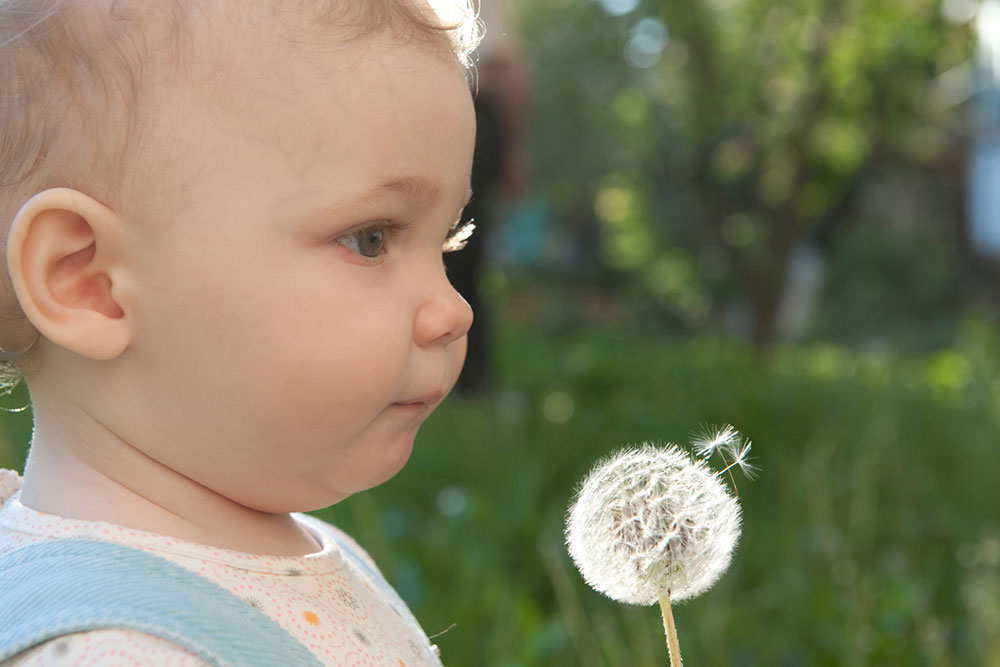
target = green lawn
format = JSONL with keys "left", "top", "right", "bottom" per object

{"left": 2, "top": 312, "right": 998, "bottom": 665}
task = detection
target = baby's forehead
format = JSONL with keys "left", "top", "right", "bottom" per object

{"left": 119, "top": 4, "right": 475, "bottom": 215}
{"left": 131, "top": 0, "right": 469, "bottom": 57}
{"left": 0, "top": 0, "right": 476, "bottom": 212}
{"left": 47, "top": 0, "right": 469, "bottom": 80}
{"left": 131, "top": 3, "right": 470, "bottom": 161}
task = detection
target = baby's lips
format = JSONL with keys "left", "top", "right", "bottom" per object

{"left": 393, "top": 390, "right": 445, "bottom": 407}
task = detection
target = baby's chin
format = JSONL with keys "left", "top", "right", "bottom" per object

{"left": 268, "top": 434, "right": 420, "bottom": 514}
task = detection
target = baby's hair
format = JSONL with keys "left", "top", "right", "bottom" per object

{"left": 0, "top": 0, "right": 481, "bottom": 387}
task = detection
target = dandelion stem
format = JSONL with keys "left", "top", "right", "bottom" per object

{"left": 718, "top": 461, "right": 741, "bottom": 497}
{"left": 659, "top": 591, "right": 682, "bottom": 667}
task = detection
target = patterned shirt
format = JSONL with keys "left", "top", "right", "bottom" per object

{"left": 0, "top": 470, "right": 442, "bottom": 666}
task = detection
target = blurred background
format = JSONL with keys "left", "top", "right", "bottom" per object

{"left": 4, "top": 0, "right": 1000, "bottom": 664}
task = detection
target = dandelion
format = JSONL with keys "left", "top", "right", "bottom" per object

{"left": 566, "top": 432, "right": 755, "bottom": 666}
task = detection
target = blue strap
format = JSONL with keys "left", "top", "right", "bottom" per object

{"left": 0, "top": 539, "right": 322, "bottom": 666}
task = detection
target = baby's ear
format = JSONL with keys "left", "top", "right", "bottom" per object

{"left": 6, "top": 188, "right": 131, "bottom": 360}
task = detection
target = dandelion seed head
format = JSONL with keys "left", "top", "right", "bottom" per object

{"left": 566, "top": 443, "right": 742, "bottom": 605}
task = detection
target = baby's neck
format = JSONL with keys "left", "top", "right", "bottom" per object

{"left": 19, "top": 421, "right": 321, "bottom": 557}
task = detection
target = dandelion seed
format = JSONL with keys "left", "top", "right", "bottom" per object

{"left": 692, "top": 424, "right": 739, "bottom": 459}
{"left": 694, "top": 425, "right": 759, "bottom": 493}
{"left": 566, "top": 439, "right": 755, "bottom": 667}
{"left": 725, "top": 437, "right": 759, "bottom": 481}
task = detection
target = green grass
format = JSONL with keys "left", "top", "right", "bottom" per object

{"left": 321, "top": 316, "right": 1000, "bottom": 666}
{"left": 2, "top": 311, "right": 998, "bottom": 665}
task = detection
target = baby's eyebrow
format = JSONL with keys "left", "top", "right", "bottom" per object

{"left": 284, "top": 178, "right": 471, "bottom": 231}
{"left": 374, "top": 176, "right": 441, "bottom": 205}
{"left": 371, "top": 178, "right": 473, "bottom": 212}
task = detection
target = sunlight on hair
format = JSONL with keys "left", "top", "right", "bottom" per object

{"left": 425, "top": 0, "right": 474, "bottom": 25}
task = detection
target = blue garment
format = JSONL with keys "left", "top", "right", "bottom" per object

{"left": 0, "top": 539, "right": 321, "bottom": 666}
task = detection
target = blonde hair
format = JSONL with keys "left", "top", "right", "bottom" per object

{"left": 0, "top": 0, "right": 481, "bottom": 386}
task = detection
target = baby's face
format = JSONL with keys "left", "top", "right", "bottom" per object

{"left": 112, "top": 24, "right": 475, "bottom": 511}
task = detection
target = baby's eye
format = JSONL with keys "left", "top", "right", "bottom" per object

{"left": 336, "top": 223, "right": 393, "bottom": 259}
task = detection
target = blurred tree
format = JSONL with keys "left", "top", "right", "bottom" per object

{"left": 514, "top": 0, "right": 974, "bottom": 347}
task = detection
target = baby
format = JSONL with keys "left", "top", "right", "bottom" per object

{"left": 0, "top": 0, "right": 480, "bottom": 664}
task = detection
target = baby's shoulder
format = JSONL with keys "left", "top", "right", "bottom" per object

{"left": 295, "top": 513, "right": 383, "bottom": 575}
{"left": 1, "top": 629, "right": 209, "bottom": 667}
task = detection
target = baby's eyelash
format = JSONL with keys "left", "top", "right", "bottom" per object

{"left": 443, "top": 219, "right": 475, "bottom": 253}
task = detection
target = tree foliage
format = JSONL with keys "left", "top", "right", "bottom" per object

{"left": 514, "top": 0, "right": 974, "bottom": 346}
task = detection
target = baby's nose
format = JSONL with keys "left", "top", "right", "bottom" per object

{"left": 413, "top": 277, "right": 473, "bottom": 347}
